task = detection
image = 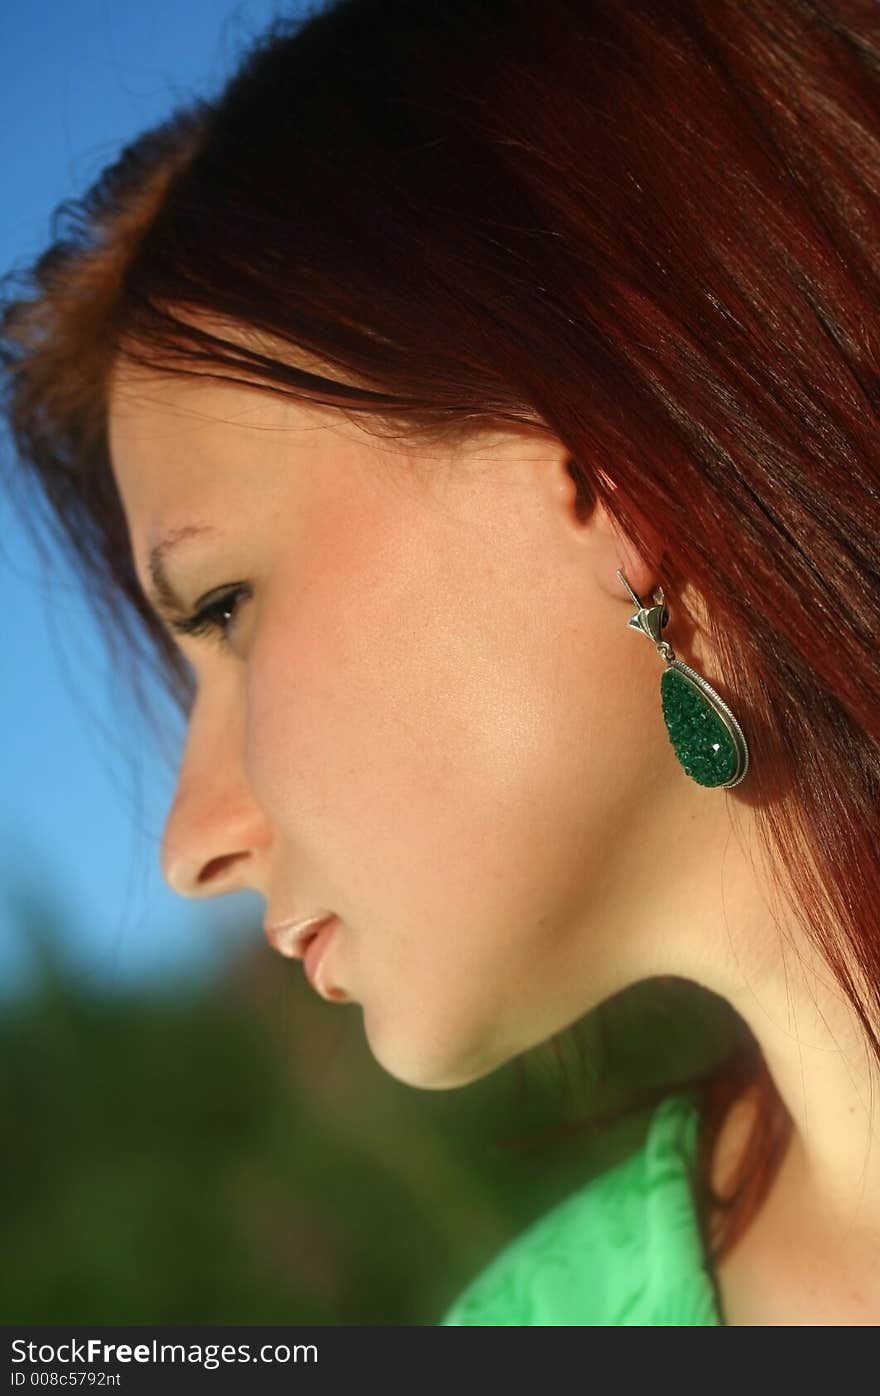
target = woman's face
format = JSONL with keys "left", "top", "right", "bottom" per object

{"left": 108, "top": 350, "right": 693, "bottom": 1090}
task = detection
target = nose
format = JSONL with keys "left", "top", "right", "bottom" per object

{"left": 160, "top": 685, "right": 273, "bottom": 899}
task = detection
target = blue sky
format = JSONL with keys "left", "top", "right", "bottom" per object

{"left": 1, "top": 0, "right": 313, "bottom": 996}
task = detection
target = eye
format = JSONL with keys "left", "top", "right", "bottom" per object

{"left": 170, "top": 583, "right": 252, "bottom": 651}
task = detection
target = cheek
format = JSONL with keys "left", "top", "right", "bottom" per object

{"left": 245, "top": 510, "right": 659, "bottom": 947}
{"left": 242, "top": 487, "right": 669, "bottom": 1094}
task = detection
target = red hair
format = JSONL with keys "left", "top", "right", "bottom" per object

{"left": 3, "top": 0, "right": 879, "bottom": 1271}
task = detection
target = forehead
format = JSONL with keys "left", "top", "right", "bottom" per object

{"left": 108, "top": 358, "right": 300, "bottom": 460}
{"left": 107, "top": 357, "right": 336, "bottom": 521}
{"left": 107, "top": 311, "right": 375, "bottom": 463}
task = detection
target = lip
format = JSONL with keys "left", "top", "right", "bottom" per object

{"left": 302, "top": 916, "right": 339, "bottom": 997}
{"left": 264, "top": 912, "right": 336, "bottom": 959}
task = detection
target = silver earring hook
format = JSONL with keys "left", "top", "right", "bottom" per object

{"left": 616, "top": 568, "right": 672, "bottom": 657}
{"left": 616, "top": 568, "right": 643, "bottom": 610}
{"left": 616, "top": 568, "right": 666, "bottom": 611}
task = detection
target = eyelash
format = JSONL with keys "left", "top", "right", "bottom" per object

{"left": 170, "top": 583, "right": 252, "bottom": 649}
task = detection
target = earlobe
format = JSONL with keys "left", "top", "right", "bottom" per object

{"left": 589, "top": 477, "right": 664, "bottom": 604}
{"left": 563, "top": 456, "right": 596, "bottom": 523}
{"left": 557, "top": 453, "right": 663, "bottom": 600}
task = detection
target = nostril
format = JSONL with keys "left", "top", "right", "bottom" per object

{"left": 197, "top": 853, "right": 238, "bottom": 885}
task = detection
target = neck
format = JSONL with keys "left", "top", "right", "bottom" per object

{"left": 609, "top": 775, "right": 880, "bottom": 1300}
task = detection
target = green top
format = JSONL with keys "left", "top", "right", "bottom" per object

{"left": 439, "top": 1091, "right": 723, "bottom": 1325}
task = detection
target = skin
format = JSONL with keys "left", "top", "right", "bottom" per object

{"left": 108, "top": 341, "right": 880, "bottom": 1324}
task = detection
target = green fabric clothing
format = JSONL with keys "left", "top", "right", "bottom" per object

{"left": 439, "top": 1091, "right": 723, "bottom": 1325}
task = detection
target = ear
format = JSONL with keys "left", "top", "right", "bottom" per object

{"left": 565, "top": 459, "right": 666, "bottom": 605}
{"left": 591, "top": 467, "right": 718, "bottom": 672}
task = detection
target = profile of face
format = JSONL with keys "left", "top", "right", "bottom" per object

{"left": 108, "top": 344, "right": 721, "bottom": 1092}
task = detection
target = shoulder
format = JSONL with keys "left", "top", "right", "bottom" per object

{"left": 440, "top": 1092, "right": 721, "bottom": 1325}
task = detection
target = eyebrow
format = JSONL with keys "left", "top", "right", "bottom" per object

{"left": 145, "top": 523, "right": 218, "bottom": 622}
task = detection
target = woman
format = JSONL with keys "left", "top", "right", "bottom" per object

{"left": 2, "top": 0, "right": 879, "bottom": 1325}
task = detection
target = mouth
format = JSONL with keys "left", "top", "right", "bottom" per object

{"left": 302, "top": 916, "right": 342, "bottom": 998}
{"left": 264, "top": 913, "right": 336, "bottom": 959}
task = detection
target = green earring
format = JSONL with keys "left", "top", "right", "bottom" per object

{"left": 616, "top": 569, "right": 749, "bottom": 789}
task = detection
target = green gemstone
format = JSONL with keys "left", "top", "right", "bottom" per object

{"left": 660, "top": 667, "right": 739, "bottom": 787}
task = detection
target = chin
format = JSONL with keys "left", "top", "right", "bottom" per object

{"left": 361, "top": 1008, "right": 512, "bottom": 1091}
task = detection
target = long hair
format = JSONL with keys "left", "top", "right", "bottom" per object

{"left": 3, "top": 0, "right": 880, "bottom": 1279}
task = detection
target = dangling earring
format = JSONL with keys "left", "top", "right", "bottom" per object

{"left": 616, "top": 569, "right": 749, "bottom": 789}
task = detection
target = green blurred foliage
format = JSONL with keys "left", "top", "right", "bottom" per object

{"left": 1, "top": 910, "right": 744, "bottom": 1324}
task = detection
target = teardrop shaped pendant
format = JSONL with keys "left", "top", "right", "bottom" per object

{"left": 616, "top": 570, "right": 749, "bottom": 789}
